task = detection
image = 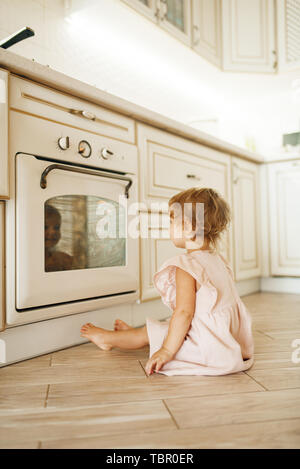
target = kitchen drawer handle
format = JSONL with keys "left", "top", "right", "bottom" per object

{"left": 40, "top": 163, "right": 133, "bottom": 198}
{"left": 186, "top": 174, "right": 202, "bottom": 181}
{"left": 70, "top": 109, "right": 96, "bottom": 121}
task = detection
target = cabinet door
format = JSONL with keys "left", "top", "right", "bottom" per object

{"left": 122, "top": 0, "right": 158, "bottom": 22}
{"left": 222, "top": 0, "right": 276, "bottom": 72}
{"left": 268, "top": 160, "right": 300, "bottom": 276}
{"left": 276, "top": 0, "right": 300, "bottom": 71}
{"left": 159, "top": 0, "right": 192, "bottom": 45}
{"left": 0, "top": 69, "right": 9, "bottom": 199}
{"left": 232, "top": 157, "right": 261, "bottom": 280}
{"left": 0, "top": 202, "right": 5, "bottom": 331}
{"left": 192, "top": 0, "right": 222, "bottom": 67}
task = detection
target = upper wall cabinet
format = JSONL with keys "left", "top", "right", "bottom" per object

{"left": 192, "top": 0, "right": 222, "bottom": 67}
{"left": 222, "top": 0, "right": 276, "bottom": 72}
{"left": 276, "top": 0, "right": 300, "bottom": 71}
{"left": 0, "top": 69, "right": 9, "bottom": 199}
{"left": 123, "top": 0, "right": 299, "bottom": 73}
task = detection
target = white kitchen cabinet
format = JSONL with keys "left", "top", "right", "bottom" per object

{"left": 0, "top": 202, "right": 5, "bottom": 331}
{"left": 222, "top": 0, "right": 276, "bottom": 72}
{"left": 232, "top": 157, "right": 261, "bottom": 280}
{"left": 0, "top": 69, "right": 9, "bottom": 199}
{"left": 268, "top": 160, "right": 300, "bottom": 276}
{"left": 137, "top": 123, "right": 234, "bottom": 300}
{"left": 192, "top": 0, "right": 222, "bottom": 67}
{"left": 276, "top": 0, "right": 300, "bottom": 71}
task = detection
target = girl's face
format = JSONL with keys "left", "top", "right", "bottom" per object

{"left": 169, "top": 213, "right": 188, "bottom": 248}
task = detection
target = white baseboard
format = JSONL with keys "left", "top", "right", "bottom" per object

{"left": 0, "top": 303, "right": 133, "bottom": 367}
{"left": 260, "top": 276, "right": 300, "bottom": 294}
{"left": 236, "top": 277, "right": 261, "bottom": 297}
{"left": 0, "top": 298, "right": 169, "bottom": 367}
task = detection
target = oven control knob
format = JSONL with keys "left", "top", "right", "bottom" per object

{"left": 78, "top": 140, "right": 92, "bottom": 158}
{"left": 58, "top": 136, "right": 70, "bottom": 150}
{"left": 101, "top": 148, "right": 114, "bottom": 160}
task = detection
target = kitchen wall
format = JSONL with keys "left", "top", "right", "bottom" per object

{"left": 0, "top": 0, "right": 299, "bottom": 159}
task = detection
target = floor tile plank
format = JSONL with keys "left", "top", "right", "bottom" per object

{"left": 47, "top": 372, "right": 264, "bottom": 409}
{"left": 246, "top": 368, "right": 300, "bottom": 390}
{"left": 164, "top": 388, "right": 300, "bottom": 429}
{"left": 40, "top": 418, "right": 300, "bottom": 449}
{"left": 0, "top": 400, "right": 175, "bottom": 446}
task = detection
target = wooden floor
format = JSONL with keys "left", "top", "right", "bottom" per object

{"left": 0, "top": 292, "right": 300, "bottom": 449}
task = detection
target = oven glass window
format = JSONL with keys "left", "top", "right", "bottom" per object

{"left": 44, "top": 196, "right": 126, "bottom": 272}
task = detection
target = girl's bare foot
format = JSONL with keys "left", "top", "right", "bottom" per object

{"left": 114, "top": 319, "right": 133, "bottom": 331}
{"left": 80, "top": 323, "right": 112, "bottom": 351}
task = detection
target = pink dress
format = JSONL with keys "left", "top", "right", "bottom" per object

{"left": 146, "top": 250, "right": 254, "bottom": 376}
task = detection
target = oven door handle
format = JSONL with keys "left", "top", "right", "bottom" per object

{"left": 40, "top": 163, "right": 133, "bottom": 198}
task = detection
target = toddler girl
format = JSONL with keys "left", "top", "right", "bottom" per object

{"left": 80, "top": 187, "right": 254, "bottom": 376}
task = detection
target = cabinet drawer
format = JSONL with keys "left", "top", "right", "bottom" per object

{"left": 9, "top": 76, "right": 135, "bottom": 144}
{"left": 153, "top": 147, "right": 226, "bottom": 193}
{"left": 0, "top": 202, "right": 5, "bottom": 331}
{"left": 137, "top": 123, "right": 231, "bottom": 203}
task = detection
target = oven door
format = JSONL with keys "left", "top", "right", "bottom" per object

{"left": 16, "top": 153, "right": 139, "bottom": 310}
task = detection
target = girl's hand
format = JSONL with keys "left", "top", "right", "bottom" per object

{"left": 145, "top": 347, "right": 174, "bottom": 375}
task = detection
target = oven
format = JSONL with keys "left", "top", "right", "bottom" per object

{"left": 6, "top": 110, "right": 139, "bottom": 326}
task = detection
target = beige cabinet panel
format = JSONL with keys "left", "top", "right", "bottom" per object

{"left": 0, "top": 69, "right": 9, "bottom": 199}
{"left": 192, "top": 0, "right": 222, "bottom": 67}
{"left": 232, "top": 157, "right": 261, "bottom": 280}
{"left": 10, "top": 76, "right": 135, "bottom": 144}
{"left": 0, "top": 202, "right": 5, "bottom": 330}
{"left": 222, "top": 0, "right": 276, "bottom": 72}
{"left": 268, "top": 160, "right": 300, "bottom": 276}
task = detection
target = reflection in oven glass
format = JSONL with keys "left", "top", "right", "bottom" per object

{"left": 44, "top": 196, "right": 126, "bottom": 272}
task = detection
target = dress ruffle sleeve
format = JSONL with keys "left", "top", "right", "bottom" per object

{"left": 152, "top": 253, "right": 218, "bottom": 312}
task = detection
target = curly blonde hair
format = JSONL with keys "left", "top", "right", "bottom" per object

{"left": 168, "top": 187, "right": 231, "bottom": 250}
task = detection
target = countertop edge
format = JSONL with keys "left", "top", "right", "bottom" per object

{"left": 0, "top": 49, "right": 265, "bottom": 163}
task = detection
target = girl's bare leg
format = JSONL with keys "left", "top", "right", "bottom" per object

{"left": 80, "top": 322, "right": 149, "bottom": 351}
